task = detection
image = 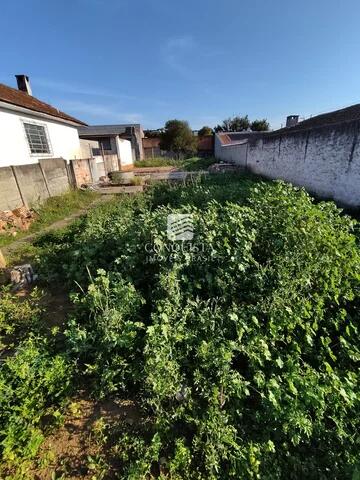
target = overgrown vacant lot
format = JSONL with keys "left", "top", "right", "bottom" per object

{"left": 1, "top": 174, "right": 359, "bottom": 479}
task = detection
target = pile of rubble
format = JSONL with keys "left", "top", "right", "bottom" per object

{"left": 208, "top": 162, "right": 244, "bottom": 173}
{"left": 0, "top": 206, "right": 36, "bottom": 235}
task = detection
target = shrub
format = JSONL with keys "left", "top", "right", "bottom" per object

{"left": 65, "top": 270, "right": 145, "bottom": 397}
{"left": 0, "top": 286, "right": 43, "bottom": 351}
{"left": 0, "top": 338, "right": 73, "bottom": 466}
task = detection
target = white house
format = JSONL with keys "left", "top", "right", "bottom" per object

{"left": 0, "top": 75, "right": 85, "bottom": 167}
{"left": 78, "top": 126, "right": 136, "bottom": 176}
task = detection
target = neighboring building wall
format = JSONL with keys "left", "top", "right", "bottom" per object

{"left": 214, "top": 135, "right": 248, "bottom": 166}
{"left": 80, "top": 138, "right": 99, "bottom": 158}
{"left": 215, "top": 121, "right": 360, "bottom": 207}
{"left": 143, "top": 137, "right": 162, "bottom": 158}
{"left": 198, "top": 135, "right": 214, "bottom": 156}
{"left": 0, "top": 106, "right": 82, "bottom": 167}
{"left": 133, "top": 127, "right": 144, "bottom": 160}
{"left": 116, "top": 138, "right": 133, "bottom": 169}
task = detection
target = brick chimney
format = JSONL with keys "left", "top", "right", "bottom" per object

{"left": 15, "top": 75, "right": 32, "bottom": 95}
{"left": 286, "top": 115, "right": 299, "bottom": 128}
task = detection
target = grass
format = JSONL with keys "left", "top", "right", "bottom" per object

{"left": 0, "top": 189, "right": 98, "bottom": 248}
{"left": 134, "top": 156, "right": 216, "bottom": 171}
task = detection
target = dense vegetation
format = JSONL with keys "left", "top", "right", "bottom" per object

{"left": 1, "top": 174, "right": 359, "bottom": 479}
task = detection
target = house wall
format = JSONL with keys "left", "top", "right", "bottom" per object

{"left": 133, "top": 128, "right": 144, "bottom": 160}
{"left": 80, "top": 138, "right": 99, "bottom": 158}
{"left": 0, "top": 106, "right": 82, "bottom": 167}
{"left": 116, "top": 137, "right": 133, "bottom": 170}
{"left": 215, "top": 121, "right": 360, "bottom": 207}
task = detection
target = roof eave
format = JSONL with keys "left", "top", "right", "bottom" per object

{"left": 0, "top": 100, "right": 87, "bottom": 127}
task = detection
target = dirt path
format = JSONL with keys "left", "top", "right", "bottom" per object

{"left": 2, "top": 195, "right": 113, "bottom": 259}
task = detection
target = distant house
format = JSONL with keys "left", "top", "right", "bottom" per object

{"left": 0, "top": 75, "right": 85, "bottom": 167}
{"left": 78, "top": 124, "right": 144, "bottom": 172}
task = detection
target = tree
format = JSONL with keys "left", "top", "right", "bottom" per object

{"left": 198, "top": 126, "right": 213, "bottom": 136}
{"left": 160, "top": 120, "right": 197, "bottom": 158}
{"left": 250, "top": 119, "right": 270, "bottom": 131}
{"left": 144, "top": 129, "right": 163, "bottom": 138}
{"left": 214, "top": 115, "right": 250, "bottom": 133}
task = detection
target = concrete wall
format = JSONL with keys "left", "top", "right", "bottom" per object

{"left": 80, "top": 138, "right": 99, "bottom": 159}
{"left": 131, "top": 128, "right": 144, "bottom": 161}
{"left": 104, "top": 154, "right": 120, "bottom": 173}
{"left": 13, "top": 164, "right": 50, "bottom": 206}
{"left": 215, "top": 121, "right": 360, "bottom": 207}
{"left": 39, "top": 158, "right": 69, "bottom": 196}
{"left": 0, "top": 167, "right": 23, "bottom": 210}
{"left": 214, "top": 135, "right": 248, "bottom": 166}
{"left": 0, "top": 158, "right": 74, "bottom": 210}
{"left": 116, "top": 138, "right": 133, "bottom": 169}
{"left": 0, "top": 106, "right": 82, "bottom": 167}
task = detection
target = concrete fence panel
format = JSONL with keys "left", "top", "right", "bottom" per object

{"left": 39, "top": 158, "right": 70, "bottom": 196}
{"left": 13, "top": 164, "right": 50, "bottom": 206}
{"left": 0, "top": 167, "right": 23, "bottom": 210}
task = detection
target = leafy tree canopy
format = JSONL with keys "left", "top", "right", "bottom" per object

{"left": 160, "top": 120, "right": 197, "bottom": 156}
{"left": 144, "top": 129, "right": 161, "bottom": 138}
{"left": 250, "top": 119, "right": 270, "bottom": 131}
{"left": 198, "top": 126, "right": 213, "bottom": 136}
{"left": 215, "top": 115, "right": 250, "bottom": 132}
{"left": 215, "top": 115, "right": 270, "bottom": 132}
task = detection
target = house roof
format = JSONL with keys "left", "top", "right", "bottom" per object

{"left": 276, "top": 103, "right": 360, "bottom": 134}
{"left": 78, "top": 124, "right": 143, "bottom": 137}
{"left": 0, "top": 83, "right": 86, "bottom": 125}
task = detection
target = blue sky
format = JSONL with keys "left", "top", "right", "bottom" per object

{"left": 1, "top": 0, "right": 360, "bottom": 130}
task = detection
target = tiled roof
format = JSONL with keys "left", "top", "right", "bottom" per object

{"left": 218, "top": 134, "right": 232, "bottom": 145}
{"left": 0, "top": 83, "right": 86, "bottom": 125}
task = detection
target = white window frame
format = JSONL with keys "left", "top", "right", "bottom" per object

{"left": 21, "top": 119, "right": 53, "bottom": 157}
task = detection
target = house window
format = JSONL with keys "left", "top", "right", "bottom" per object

{"left": 99, "top": 138, "right": 112, "bottom": 151}
{"left": 23, "top": 122, "right": 51, "bottom": 154}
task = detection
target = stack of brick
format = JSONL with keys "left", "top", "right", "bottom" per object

{"left": 0, "top": 206, "right": 36, "bottom": 234}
